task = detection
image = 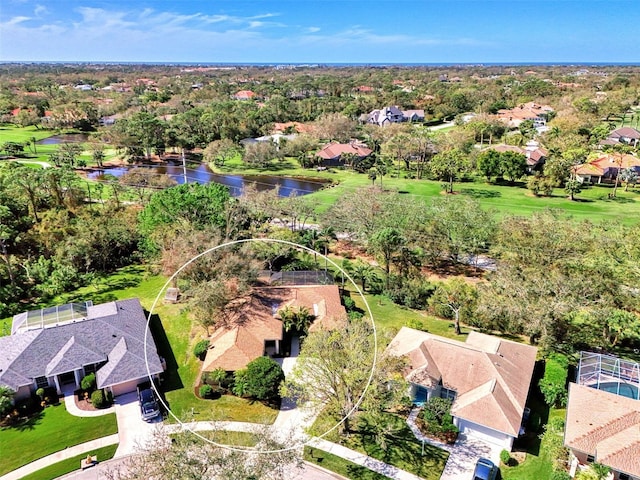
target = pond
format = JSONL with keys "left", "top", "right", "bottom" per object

{"left": 86, "top": 162, "right": 329, "bottom": 197}
{"left": 36, "top": 133, "right": 91, "bottom": 145}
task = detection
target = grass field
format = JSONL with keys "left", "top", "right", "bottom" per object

{"left": 304, "top": 446, "right": 391, "bottom": 479}
{"left": 19, "top": 444, "right": 118, "bottom": 480}
{"left": 0, "top": 403, "right": 118, "bottom": 476}
{"left": 213, "top": 155, "right": 640, "bottom": 224}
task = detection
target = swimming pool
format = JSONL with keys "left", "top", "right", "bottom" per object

{"left": 593, "top": 381, "right": 639, "bottom": 400}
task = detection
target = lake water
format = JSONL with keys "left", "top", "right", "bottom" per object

{"left": 36, "top": 133, "right": 328, "bottom": 197}
{"left": 36, "top": 133, "right": 91, "bottom": 145}
{"left": 86, "top": 162, "right": 328, "bottom": 197}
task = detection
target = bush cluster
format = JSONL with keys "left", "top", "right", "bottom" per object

{"left": 81, "top": 372, "right": 96, "bottom": 392}
{"left": 539, "top": 353, "right": 569, "bottom": 407}
{"left": 418, "top": 397, "right": 459, "bottom": 444}
{"left": 385, "top": 278, "right": 435, "bottom": 309}
{"left": 90, "top": 389, "right": 112, "bottom": 409}
{"left": 193, "top": 340, "right": 210, "bottom": 360}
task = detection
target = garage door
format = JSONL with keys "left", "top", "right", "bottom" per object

{"left": 456, "top": 419, "right": 513, "bottom": 450}
{"left": 110, "top": 379, "right": 141, "bottom": 397}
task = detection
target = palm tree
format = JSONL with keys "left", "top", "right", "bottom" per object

{"left": 317, "top": 227, "right": 337, "bottom": 271}
{"left": 348, "top": 260, "right": 379, "bottom": 292}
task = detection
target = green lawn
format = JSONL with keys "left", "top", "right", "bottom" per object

{"left": 0, "top": 403, "right": 118, "bottom": 476}
{"left": 500, "top": 407, "right": 566, "bottom": 480}
{"left": 311, "top": 411, "right": 448, "bottom": 480}
{"left": 304, "top": 446, "right": 391, "bottom": 479}
{"left": 213, "top": 155, "right": 640, "bottom": 224}
{"left": 19, "top": 444, "right": 118, "bottom": 480}
{"left": 176, "top": 430, "right": 259, "bottom": 447}
{"left": 0, "top": 125, "right": 53, "bottom": 144}
{"left": 345, "top": 287, "right": 462, "bottom": 342}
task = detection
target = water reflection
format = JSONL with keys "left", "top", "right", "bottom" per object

{"left": 86, "top": 163, "right": 328, "bottom": 197}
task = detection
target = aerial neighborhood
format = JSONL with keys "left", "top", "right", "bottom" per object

{"left": 1, "top": 61, "right": 640, "bottom": 480}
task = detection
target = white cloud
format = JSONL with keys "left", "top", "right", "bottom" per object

{"left": 1, "top": 16, "right": 31, "bottom": 27}
{"left": 34, "top": 5, "right": 47, "bottom": 17}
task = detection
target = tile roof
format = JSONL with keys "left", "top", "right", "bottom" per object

{"left": 0, "top": 298, "right": 163, "bottom": 391}
{"left": 610, "top": 127, "right": 640, "bottom": 140}
{"left": 387, "top": 328, "right": 537, "bottom": 437}
{"left": 203, "top": 286, "right": 346, "bottom": 371}
{"left": 565, "top": 383, "right": 640, "bottom": 477}
{"left": 316, "top": 143, "right": 372, "bottom": 161}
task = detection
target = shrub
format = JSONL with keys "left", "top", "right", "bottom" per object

{"left": 342, "top": 295, "right": 356, "bottom": 311}
{"left": 0, "top": 386, "right": 16, "bottom": 417}
{"left": 243, "top": 356, "right": 285, "bottom": 401}
{"left": 550, "top": 472, "right": 571, "bottom": 480}
{"left": 36, "top": 388, "right": 45, "bottom": 400}
{"left": 385, "top": 278, "right": 435, "bottom": 309}
{"left": 418, "top": 397, "right": 459, "bottom": 443}
{"left": 500, "top": 449, "right": 511, "bottom": 465}
{"left": 199, "top": 384, "right": 213, "bottom": 399}
{"left": 539, "top": 353, "right": 569, "bottom": 407}
{"left": 90, "top": 389, "right": 108, "bottom": 409}
{"left": 193, "top": 340, "right": 210, "bottom": 360}
{"left": 81, "top": 372, "right": 96, "bottom": 392}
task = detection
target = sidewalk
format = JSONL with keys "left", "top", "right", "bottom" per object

{"left": 63, "top": 391, "right": 115, "bottom": 417}
{"left": 309, "top": 438, "right": 425, "bottom": 480}
{"left": 0, "top": 435, "right": 119, "bottom": 480}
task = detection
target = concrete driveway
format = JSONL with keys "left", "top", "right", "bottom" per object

{"left": 113, "top": 392, "right": 162, "bottom": 457}
{"left": 440, "top": 433, "right": 503, "bottom": 480}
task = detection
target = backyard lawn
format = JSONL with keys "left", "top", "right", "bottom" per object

{"left": 0, "top": 404, "right": 118, "bottom": 476}
{"left": 500, "top": 407, "right": 566, "bottom": 480}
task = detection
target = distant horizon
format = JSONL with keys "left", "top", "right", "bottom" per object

{"left": 2, "top": 1, "right": 639, "bottom": 64}
{"left": 3, "top": 61, "right": 640, "bottom": 68}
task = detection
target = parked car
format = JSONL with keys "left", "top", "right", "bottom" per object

{"left": 137, "top": 385, "right": 160, "bottom": 422}
{"left": 472, "top": 457, "right": 498, "bottom": 480}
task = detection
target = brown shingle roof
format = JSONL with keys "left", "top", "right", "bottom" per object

{"left": 316, "top": 143, "right": 372, "bottom": 161}
{"left": 202, "top": 286, "right": 346, "bottom": 372}
{"left": 565, "top": 383, "right": 640, "bottom": 477}
{"left": 387, "top": 328, "right": 537, "bottom": 436}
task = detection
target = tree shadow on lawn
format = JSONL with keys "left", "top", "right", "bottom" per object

{"left": 1, "top": 410, "right": 44, "bottom": 432}
{"left": 147, "top": 313, "right": 183, "bottom": 393}
{"left": 459, "top": 188, "right": 502, "bottom": 199}
{"left": 349, "top": 413, "right": 448, "bottom": 477}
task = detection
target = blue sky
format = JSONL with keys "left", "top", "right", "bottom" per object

{"left": 1, "top": 0, "right": 639, "bottom": 64}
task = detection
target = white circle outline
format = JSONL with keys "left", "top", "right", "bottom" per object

{"left": 143, "top": 238, "right": 377, "bottom": 453}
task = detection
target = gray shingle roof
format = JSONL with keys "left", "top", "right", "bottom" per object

{"left": 0, "top": 298, "right": 163, "bottom": 391}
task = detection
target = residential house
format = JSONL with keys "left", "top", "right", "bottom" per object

{"left": 565, "top": 352, "right": 640, "bottom": 480}
{"left": 202, "top": 285, "right": 346, "bottom": 373}
{"left": 496, "top": 102, "right": 554, "bottom": 129}
{"left": 574, "top": 154, "right": 640, "bottom": 184}
{"left": 315, "top": 142, "right": 372, "bottom": 167}
{"left": 363, "top": 106, "right": 425, "bottom": 126}
{"left": 601, "top": 127, "right": 640, "bottom": 148}
{"left": 484, "top": 142, "right": 547, "bottom": 172}
{"left": 565, "top": 383, "right": 640, "bottom": 480}
{"left": 0, "top": 299, "right": 164, "bottom": 401}
{"left": 233, "top": 90, "right": 258, "bottom": 100}
{"left": 386, "top": 327, "right": 537, "bottom": 449}
{"left": 272, "top": 122, "right": 315, "bottom": 135}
